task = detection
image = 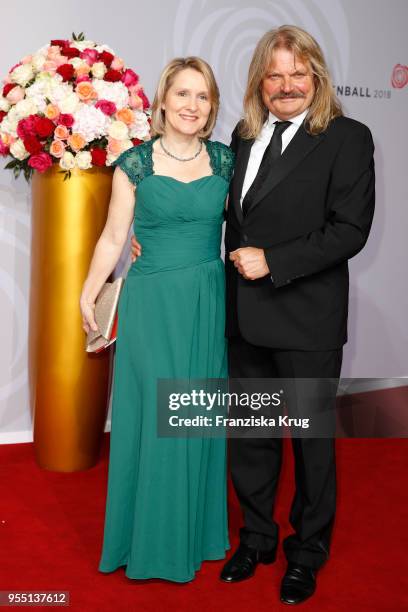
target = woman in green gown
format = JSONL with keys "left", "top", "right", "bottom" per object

{"left": 80, "top": 57, "right": 234, "bottom": 583}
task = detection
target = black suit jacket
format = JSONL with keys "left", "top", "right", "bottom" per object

{"left": 225, "top": 115, "right": 375, "bottom": 350}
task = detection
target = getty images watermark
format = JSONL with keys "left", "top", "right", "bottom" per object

{"left": 166, "top": 387, "right": 310, "bottom": 430}
{"left": 157, "top": 378, "right": 408, "bottom": 438}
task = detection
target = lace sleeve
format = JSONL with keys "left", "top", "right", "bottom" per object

{"left": 111, "top": 146, "right": 145, "bottom": 186}
{"left": 208, "top": 141, "right": 235, "bottom": 183}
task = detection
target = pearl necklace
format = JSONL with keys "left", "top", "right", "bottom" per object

{"left": 159, "top": 137, "right": 203, "bottom": 162}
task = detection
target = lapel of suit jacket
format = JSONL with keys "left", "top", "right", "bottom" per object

{"left": 232, "top": 136, "right": 254, "bottom": 225}
{"left": 246, "top": 123, "right": 326, "bottom": 215}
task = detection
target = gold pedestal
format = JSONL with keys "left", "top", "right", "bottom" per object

{"left": 29, "top": 163, "right": 114, "bottom": 472}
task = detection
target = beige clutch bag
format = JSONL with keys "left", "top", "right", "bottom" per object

{"left": 85, "top": 277, "right": 125, "bottom": 353}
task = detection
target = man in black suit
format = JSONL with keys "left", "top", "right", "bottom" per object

{"left": 220, "top": 25, "right": 375, "bottom": 604}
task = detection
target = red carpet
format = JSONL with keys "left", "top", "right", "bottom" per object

{"left": 1, "top": 436, "right": 407, "bottom": 611}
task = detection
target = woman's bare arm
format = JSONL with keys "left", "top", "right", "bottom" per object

{"left": 80, "top": 167, "right": 135, "bottom": 332}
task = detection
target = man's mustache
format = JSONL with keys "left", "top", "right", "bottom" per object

{"left": 269, "top": 92, "right": 306, "bottom": 100}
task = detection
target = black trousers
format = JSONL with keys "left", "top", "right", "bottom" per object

{"left": 228, "top": 335, "right": 343, "bottom": 570}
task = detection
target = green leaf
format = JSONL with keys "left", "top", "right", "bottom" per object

{"left": 5, "top": 159, "right": 18, "bottom": 169}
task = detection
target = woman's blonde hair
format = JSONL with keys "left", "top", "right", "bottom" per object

{"left": 240, "top": 25, "right": 343, "bottom": 139}
{"left": 150, "top": 57, "right": 220, "bottom": 139}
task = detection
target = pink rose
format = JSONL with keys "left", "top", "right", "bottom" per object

{"left": 6, "top": 85, "right": 25, "bottom": 104}
{"left": 28, "top": 152, "right": 53, "bottom": 172}
{"left": 108, "top": 139, "right": 123, "bottom": 155}
{"left": 122, "top": 68, "right": 139, "bottom": 87}
{"left": 47, "top": 46, "right": 62, "bottom": 61}
{"left": 80, "top": 48, "right": 99, "bottom": 66}
{"left": 129, "top": 92, "right": 143, "bottom": 110}
{"left": 391, "top": 64, "right": 408, "bottom": 89}
{"left": 44, "top": 60, "right": 59, "bottom": 73}
{"left": 95, "top": 99, "right": 117, "bottom": 115}
{"left": 111, "top": 57, "right": 124, "bottom": 71}
{"left": 0, "top": 140, "right": 10, "bottom": 156}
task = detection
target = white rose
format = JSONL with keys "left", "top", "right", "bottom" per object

{"left": 10, "top": 139, "right": 29, "bottom": 160}
{"left": 0, "top": 116, "right": 17, "bottom": 137}
{"left": 68, "top": 57, "right": 86, "bottom": 69}
{"left": 1, "top": 113, "right": 20, "bottom": 136}
{"left": 122, "top": 138, "right": 134, "bottom": 150}
{"left": 96, "top": 44, "right": 115, "bottom": 54}
{"left": 75, "top": 151, "right": 92, "bottom": 169}
{"left": 71, "top": 40, "right": 96, "bottom": 52}
{"left": 14, "top": 98, "right": 38, "bottom": 119}
{"left": 106, "top": 153, "right": 115, "bottom": 166}
{"left": 91, "top": 62, "right": 107, "bottom": 79}
{"left": 108, "top": 120, "right": 128, "bottom": 141}
{"left": 31, "top": 52, "right": 47, "bottom": 72}
{"left": 59, "top": 92, "right": 80, "bottom": 114}
{"left": 59, "top": 151, "right": 75, "bottom": 170}
{"left": 10, "top": 64, "right": 34, "bottom": 87}
{"left": 0, "top": 97, "right": 11, "bottom": 112}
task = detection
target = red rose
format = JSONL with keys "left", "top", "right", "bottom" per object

{"left": 58, "top": 114, "right": 74, "bottom": 128}
{"left": 104, "top": 69, "right": 123, "bottom": 82}
{"left": 23, "top": 135, "right": 43, "bottom": 154}
{"left": 95, "top": 100, "right": 117, "bottom": 115}
{"left": 62, "top": 47, "right": 80, "bottom": 59}
{"left": 33, "top": 116, "right": 55, "bottom": 138}
{"left": 3, "top": 83, "right": 17, "bottom": 97}
{"left": 138, "top": 88, "right": 150, "bottom": 110}
{"left": 50, "top": 39, "right": 70, "bottom": 49}
{"left": 98, "top": 51, "right": 114, "bottom": 67}
{"left": 56, "top": 64, "right": 75, "bottom": 81}
{"left": 28, "top": 152, "right": 53, "bottom": 173}
{"left": 132, "top": 138, "right": 144, "bottom": 146}
{"left": 0, "top": 110, "right": 6, "bottom": 124}
{"left": 91, "top": 148, "right": 107, "bottom": 166}
{"left": 17, "top": 115, "right": 37, "bottom": 139}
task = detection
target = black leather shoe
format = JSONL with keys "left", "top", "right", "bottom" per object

{"left": 220, "top": 543, "right": 276, "bottom": 583}
{"left": 280, "top": 563, "right": 317, "bottom": 605}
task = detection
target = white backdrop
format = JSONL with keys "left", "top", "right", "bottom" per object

{"left": 1, "top": 0, "right": 407, "bottom": 443}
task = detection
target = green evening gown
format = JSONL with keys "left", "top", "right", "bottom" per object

{"left": 98, "top": 137, "right": 235, "bottom": 583}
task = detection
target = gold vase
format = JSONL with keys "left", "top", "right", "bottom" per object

{"left": 29, "top": 163, "right": 114, "bottom": 472}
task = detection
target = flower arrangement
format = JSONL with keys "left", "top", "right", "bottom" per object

{"left": 0, "top": 32, "right": 151, "bottom": 181}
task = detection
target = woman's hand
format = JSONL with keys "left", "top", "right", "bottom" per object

{"left": 130, "top": 234, "right": 142, "bottom": 263}
{"left": 80, "top": 295, "right": 98, "bottom": 334}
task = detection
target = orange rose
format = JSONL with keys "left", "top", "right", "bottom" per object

{"left": 45, "top": 104, "right": 60, "bottom": 121}
{"left": 129, "top": 92, "right": 143, "bottom": 110}
{"left": 54, "top": 125, "right": 69, "bottom": 140}
{"left": 1, "top": 133, "right": 15, "bottom": 146}
{"left": 76, "top": 64, "right": 91, "bottom": 78}
{"left": 108, "top": 139, "right": 123, "bottom": 155}
{"left": 76, "top": 81, "right": 97, "bottom": 102}
{"left": 68, "top": 132, "right": 86, "bottom": 152}
{"left": 116, "top": 108, "right": 134, "bottom": 125}
{"left": 50, "top": 139, "right": 66, "bottom": 158}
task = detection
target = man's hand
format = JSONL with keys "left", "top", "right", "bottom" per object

{"left": 229, "top": 247, "right": 270, "bottom": 280}
{"left": 130, "top": 234, "right": 142, "bottom": 263}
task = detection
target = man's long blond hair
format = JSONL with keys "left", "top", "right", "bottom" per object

{"left": 240, "top": 25, "right": 342, "bottom": 139}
